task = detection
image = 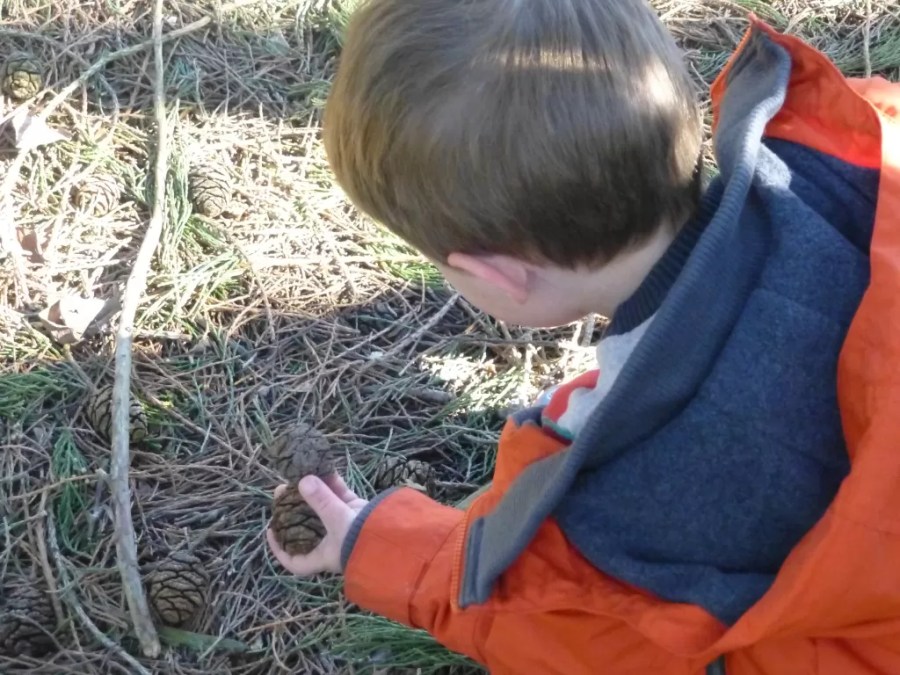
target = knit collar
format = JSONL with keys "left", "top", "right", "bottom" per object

{"left": 605, "top": 177, "right": 724, "bottom": 337}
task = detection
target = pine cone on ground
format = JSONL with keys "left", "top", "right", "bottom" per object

{"left": 188, "top": 164, "right": 232, "bottom": 217}
{"left": 147, "top": 551, "right": 209, "bottom": 627}
{"left": 0, "top": 580, "right": 56, "bottom": 657}
{"left": 373, "top": 456, "right": 436, "bottom": 496}
{"left": 267, "top": 423, "right": 335, "bottom": 484}
{"left": 85, "top": 384, "right": 149, "bottom": 444}
{"left": 74, "top": 173, "right": 121, "bottom": 216}
{"left": 2, "top": 53, "right": 43, "bottom": 100}
{"left": 270, "top": 488, "right": 326, "bottom": 556}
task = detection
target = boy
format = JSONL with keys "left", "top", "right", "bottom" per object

{"left": 268, "top": 1, "right": 900, "bottom": 673}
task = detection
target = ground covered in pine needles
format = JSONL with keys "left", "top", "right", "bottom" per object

{"left": 1, "top": 0, "right": 898, "bottom": 673}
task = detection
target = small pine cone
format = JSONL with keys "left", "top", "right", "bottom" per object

{"left": 74, "top": 173, "right": 121, "bottom": 216}
{"left": 267, "top": 423, "right": 334, "bottom": 484}
{"left": 373, "top": 457, "right": 436, "bottom": 495}
{"left": 404, "top": 459, "right": 437, "bottom": 493}
{"left": 0, "top": 581, "right": 56, "bottom": 657}
{"left": 147, "top": 551, "right": 209, "bottom": 627}
{"left": 270, "top": 488, "right": 326, "bottom": 556}
{"left": 188, "top": 164, "right": 232, "bottom": 217}
{"left": 2, "top": 53, "right": 43, "bottom": 100}
{"left": 85, "top": 384, "right": 150, "bottom": 444}
{"left": 372, "top": 456, "right": 407, "bottom": 491}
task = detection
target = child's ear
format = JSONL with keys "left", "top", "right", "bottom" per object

{"left": 446, "top": 252, "right": 530, "bottom": 303}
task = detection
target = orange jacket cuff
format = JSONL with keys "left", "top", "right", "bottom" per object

{"left": 342, "top": 487, "right": 464, "bottom": 626}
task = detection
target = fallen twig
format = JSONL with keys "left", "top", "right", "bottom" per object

{"left": 46, "top": 507, "right": 153, "bottom": 675}
{"left": 0, "top": 154, "right": 31, "bottom": 304}
{"left": 108, "top": 0, "right": 168, "bottom": 658}
{"left": 394, "top": 292, "right": 461, "bottom": 375}
{"left": 580, "top": 314, "right": 597, "bottom": 347}
{"left": 157, "top": 625, "right": 251, "bottom": 656}
{"left": 34, "top": 492, "right": 65, "bottom": 627}
{"left": 863, "top": 0, "right": 873, "bottom": 78}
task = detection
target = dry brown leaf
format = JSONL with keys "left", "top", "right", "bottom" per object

{"left": 10, "top": 107, "right": 68, "bottom": 152}
{"left": 15, "top": 227, "right": 49, "bottom": 262}
{"left": 37, "top": 294, "right": 108, "bottom": 344}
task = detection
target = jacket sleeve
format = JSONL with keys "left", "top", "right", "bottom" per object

{"left": 340, "top": 487, "right": 483, "bottom": 660}
{"left": 340, "top": 487, "right": 710, "bottom": 675}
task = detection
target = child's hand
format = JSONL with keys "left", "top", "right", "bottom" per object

{"left": 266, "top": 473, "right": 368, "bottom": 576}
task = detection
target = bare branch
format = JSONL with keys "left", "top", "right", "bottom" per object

{"left": 108, "top": 0, "right": 170, "bottom": 658}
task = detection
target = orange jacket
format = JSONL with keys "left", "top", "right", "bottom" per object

{"left": 343, "top": 18, "right": 900, "bottom": 674}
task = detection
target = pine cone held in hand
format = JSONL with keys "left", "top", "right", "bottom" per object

{"left": 267, "top": 423, "right": 335, "bottom": 484}
{"left": 270, "top": 488, "right": 326, "bottom": 556}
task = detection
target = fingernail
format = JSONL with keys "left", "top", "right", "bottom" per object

{"left": 299, "top": 476, "right": 318, "bottom": 495}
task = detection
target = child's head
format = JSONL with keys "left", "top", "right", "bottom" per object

{"left": 324, "top": 0, "right": 702, "bottom": 326}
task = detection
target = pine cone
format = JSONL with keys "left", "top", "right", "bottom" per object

{"left": 270, "top": 488, "right": 326, "bottom": 556}
{"left": 188, "top": 164, "right": 232, "bottom": 217}
{"left": 74, "top": 173, "right": 121, "bottom": 216}
{"left": 373, "top": 457, "right": 436, "bottom": 495}
{"left": 147, "top": 551, "right": 209, "bottom": 627}
{"left": 267, "top": 423, "right": 334, "bottom": 484}
{"left": 2, "top": 53, "right": 43, "bottom": 101}
{"left": 405, "top": 459, "right": 437, "bottom": 493}
{"left": 85, "top": 384, "right": 149, "bottom": 444}
{"left": 0, "top": 580, "right": 56, "bottom": 657}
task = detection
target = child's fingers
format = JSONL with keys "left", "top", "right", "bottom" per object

{"left": 322, "top": 472, "right": 359, "bottom": 504}
{"left": 298, "top": 476, "right": 353, "bottom": 532}
{"left": 266, "top": 528, "right": 301, "bottom": 573}
{"left": 266, "top": 528, "right": 330, "bottom": 576}
{"left": 273, "top": 484, "right": 287, "bottom": 499}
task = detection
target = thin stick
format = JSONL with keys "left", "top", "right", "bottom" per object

{"left": 45, "top": 509, "right": 153, "bottom": 675}
{"left": 0, "top": 153, "right": 32, "bottom": 304}
{"left": 34, "top": 492, "right": 65, "bottom": 627}
{"left": 3, "top": 473, "right": 97, "bottom": 502}
{"left": 394, "top": 292, "right": 461, "bottom": 376}
{"left": 109, "top": 0, "right": 170, "bottom": 658}
{"left": 863, "top": 0, "right": 873, "bottom": 78}
{"left": 519, "top": 331, "right": 535, "bottom": 405}
{"left": 580, "top": 314, "right": 596, "bottom": 347}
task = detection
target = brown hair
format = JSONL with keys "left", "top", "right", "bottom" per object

{"left": 324, "top": 0, "right": 702, "bottom": 267}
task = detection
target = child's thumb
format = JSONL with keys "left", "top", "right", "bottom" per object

{"left": 298, "top": 476, "right": 350, "bottom": 531}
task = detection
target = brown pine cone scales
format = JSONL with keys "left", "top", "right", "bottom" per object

{"left": 74, "top": 173, "right": 121, "bottom": 216}
{"left": 188, "top": 163, "right": 233, "bottom": 217}
{"left": 85, "top": 384, "right": 149, "bottom": 444}
{"left": 2, "top": 53, "right": 43, "bottom": 100}
{"left": 0, "top": 580, "right": 56, "bottom": 657}
{"left": 373, "top": 456, "right": 436, "bottom": 496}
{"left": 270, "top": 488, "right": 326, "bottom": 556}
{"left": 267, "top": 423, "right": 335, "bottom": 484}
{"left": 146, "top": 551, "right": 209, "bottom": 627}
